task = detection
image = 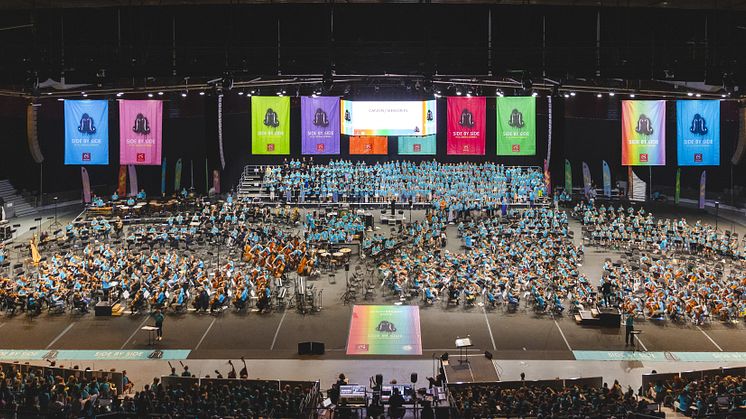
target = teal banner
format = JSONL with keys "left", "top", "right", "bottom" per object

{"left": 397, "top": 135, "right": 436, "bottom": 155}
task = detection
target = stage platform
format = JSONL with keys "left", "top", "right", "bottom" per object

{"left": 442, "top": 355, "right": 500, "bottom": 383}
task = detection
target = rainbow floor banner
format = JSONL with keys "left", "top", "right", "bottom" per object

{"left": 346, "top": 305, "right": 422, "bottom": 355}
{"left": 119, "top": 100, "right": 163, "bottom": 165}
{"left": 349, "top": 136, "right": 388, "bottom": 155}
{"left": 447, "top": 96, "right": 486, "bottom": 155}
{"left": 602, "top": 160, "right": 611, "bottom": 198}
{"left": 301, "top": 96, "right": 340, "bottom": 154}
{"left": 676, "top": 100, "right": 720, "bottom": 166}
{"left": 398, "top": 135, "right": 436, "bottom": 155}
{"left": 64, "top": 100, "right": 109, "bottom": 165}
{"left": 252, "top": 96, "right": 290, "bottom": 155}
{"left": 496, "top": 96, "right": 536, "bottom": 155}
{"left": 621, "top": 100, "right": 666, "bottom": 166}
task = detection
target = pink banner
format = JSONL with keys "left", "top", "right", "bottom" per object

{"left": 119, "top": 100, "right": 163, "bottom": 165}
{"left": 128, "top": 165, "right": 138, "bottom": 197}
{"left": 213, "top": 170, "right": 221, "bottom": 194}
{"left": 447, "top": 96, "right": 486, "bottom": 155}
{"left": 81, "top": 167, "right": 91, "bottom": 204}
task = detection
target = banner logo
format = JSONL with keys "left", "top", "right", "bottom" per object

{"left": 267, "top": 143, "right": 275, "bottom": 152}
{"left": 344, "top": 110, "right": 351, "bottom": 121}
{"left": 508, "top": 108, "right": 525, "bottom": 128}
{"left": 462, "top": 145, "right": 470, "bottom": 152}
{"left": 639, "top": 153, "right": 648, "bottom": 162}
{"left": 635, "top": 114, "right": 654, "bottom": 135}
{"left": 82, "top": 152, "right": 91, "bottom": 161}
{"left": 77, "top": 113, "right": 97, "bottom": 135}
{"left": 413, "top": 144, "right": 421, "bottom": 152}
{"left": 312, "top": 108, "right": 329, "bottom": 127}
{"left": 689, "top": 113, "right": 708, "bottom": 135}
{"left": 136, "top": 153, "right": 146, "bottom": 162}
{"left": 263, "top": 108, "right": 280, "bottom": 128}
{"left": 132, "top": 113, "right": 151, "bottom": 135}
{"left": 376, "top": 321, "right": 397, "bottom": 333}
{"left": 364, "top": 143, "right": 372, "bottom": 151}
{"left": 316, "top": 143, "right": 325, "bottom": 152}
{"left": 426, "top": 110, "right": 433, "bottom": 121}
{"left": 459, "top": 109, "right": 475, "bottom": 128}
{"left": 512, "top": 144, "right": 521, "bottom": 153}
{"left": 694, "top": 153, "right": 703, "bottom": 162}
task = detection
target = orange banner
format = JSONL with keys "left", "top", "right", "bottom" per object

{"left": 349, "top": 136, "right": 388, "bottom": 155}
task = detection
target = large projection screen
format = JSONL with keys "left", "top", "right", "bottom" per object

{"left": 340, "top": 100, "right": 437, "bottom": 136}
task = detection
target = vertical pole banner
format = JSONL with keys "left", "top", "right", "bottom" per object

{"left": 602, "top": 160, "right": 611, "bottom": 198}
{"left": 621, "top": 100, "right": 666, "bottom": 165}
{"left": 119, "top": 100, "right": 163, "bottom": 165}
{"left": 81, "top": 167, "right": 91, "bottom": 204}
{"left": 675, "top": 168, "right": 681, "bottom": 204}
{"left": 128, "top": 165, "right": 138, "bottom": 197}
{"left": 65, "top": 100, "right": 109, "bottom": 165}
{"left": 398, "top": 135, "right": 436, "bottom": 155}
{"left": 349, "top": 136, "right": 388, "bottom": 155}
{"left": 496, "top": 96, "right": 536, "bottom": 155}
{"left": 174, "top": 158, "right": 183, "bottom": 192}
{"left": 543, "top": 159, "right": 551, "bottom": 195}
{"left": 582, "top": 162, "right": 592, "bottom": 196}
{"left": 160, "top": 158, "right": 167, "bottom": 196}
{"left": 446, "top": 96, "right": 486, "bottom": 155}
{"left": 117, "top": 166, "right": 127, "bottom": 197}
{"left": 301, "top": 96, "right": 340, "bottom": 154}
{"left": 213, "top": 170, "right": 221, "bottom": 194}
{"left": 564, "top": 159, "right": 572, "bottom": 194}
{"left": 251, "top": 96, "right": 290, "bottom": 154}
{"left": 676, "top": 100, "right": 720, "bottom": 166}
{"left": 699, "top": 170, "right": 706, "bottom": 209}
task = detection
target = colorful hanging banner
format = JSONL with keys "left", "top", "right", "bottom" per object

{"left": 213, "top": 170, "right": 221, "bottom": 194}
{"left": 621, "top": 100, "right": 666, "bottom": 166}
{"left": 582, "top": 162, "right": 592, "bottom": 196}
{"left": 81, "top": 167, "right": 91, "bottom": 204}
{"left": 349, "top": 136, "right": 388, "bottom": 155}
{"left": 496, "top": 96, "right": 536, "bottom": 156}
{"left": 675, "top": 168, "right": 681, "bottom": 204}
{"left": 301, "top": 96, "right": 340, "bottom": 154}
{"left": 397, "top": 135, "right": 436, "bottom": 155}
{"left": 119, "top": 100, "right": 163, "bottom": 165}
{"left": 564, "top": 159, "right": 572, "bottom": 194}
{"left": 117, "top": 166, "right": 127, "bottom": 197}
{"left": 160, "top": 158, "right": 167, "bottom": 196}
{"left": 174, "top": 158, "right": 183, "bottom": 192}
{"left": 64, "top": 100, "right": 109, "bottom": 165}
{"left": 251, "top": 96, "right": 290, "bottom": 155}
{"left": 602, "top": 161, "right": 611, "bottom": 198}
{"left": 676, "top": 100, "right": 720, "bottom": 166}
{"left": 543, "top": 159, "right": 551, "bottom": 195}
{"left": 447, "top": 96, "right": 486, "bottom": 155}
{"left": 699, "top": 171, "right": 706, "bottom": 209}
{"left": 128, "top": 165, "right": 138, "bottom": 197}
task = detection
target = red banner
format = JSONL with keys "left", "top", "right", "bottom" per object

{"left": 349, "top": 136, "right": 388, "bottom": 155}
{"left": 447, "top": 96, "right": 486, "bottom": 155}
{"left": 117, "top": 166, "right": 127, "bottom": 197}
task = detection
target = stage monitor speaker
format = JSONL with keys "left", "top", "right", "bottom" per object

{"left": 733, "top": 106, "right": 746, "bottom": 165}
{"left": 411, "top": 373, "right": 418, "bottom": 383}
{"left": 298, "top": 342, "right": 313, "bottom": 355}
{"left": 94, "top": 301, "right": 113, "bottom": 317}
{"left": 311, "top": 341, "right": 325, "bottom": 355}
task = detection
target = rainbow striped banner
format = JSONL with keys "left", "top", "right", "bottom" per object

{"left": 621, "top": 100, "right": 666, "bottom": 166}
{"left": 346, "top": 305, "right": 422, "bottom": 355}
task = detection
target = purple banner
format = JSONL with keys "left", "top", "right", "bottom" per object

{"left": 301, "top": 96, "right": 340, "bottom": 154}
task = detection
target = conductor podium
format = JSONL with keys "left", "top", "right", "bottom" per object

{"left": 574, "top": 307, "right": 621, "bottom": 328}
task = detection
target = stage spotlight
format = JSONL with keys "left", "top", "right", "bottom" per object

{"left": 82, "top": 93, "right": 88, "bottom": 97}
{"left": 570, "top": 92, "right": 576, "bottom": 96}
{"left": 456, "top": 90, "right": 462, "bottom": 96}
{"left": 199, "top": 91, "right": 205, "bottom": 96}
{"left": 81, "top": 91, "right": 86, "bottom": 96}
{"left": 57, "top": 98, "right": 64, "bottom": 102}
{"left": 238, "top": 91, "right": 244, "bottom": 96}
{"left": 181, "top": 92, "right": 187, "bottom": 97}
{"left": 695, "top": 93, "right": 701, "bottom": 97}
{"left": 148, "top": 93, "right": 154, "bottom": 98}
{"left": 596, "top": 93, "right": 602, "bottom": 98}
{"left": 630, "top": 93, "right": 636, "bottom": 98}
{"left": 116, "top": 92, "right": 124, "bottom": 97}
{"left": 158, "top": 91, "right": 164, "bottom": 96}
{"left": 687, "top": 92, "right": 694, "bottom": 97}
{"left": 722, "top": 94, "right": 727, "bottom": 98}
{"left": 532, "top": 92, "right": 539, "bottom": 97}
{"left": 563, "top": 94, "right": 570, "bottom": 98}
{"left": 609, "top": 92, "right": 615, "bottom": 97}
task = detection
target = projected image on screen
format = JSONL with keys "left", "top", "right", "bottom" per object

{"left": 340, "top": 100, "right": 437, "bottom": 136}
{"left": 346, "top": 305, "right": 422, "bottom": 355}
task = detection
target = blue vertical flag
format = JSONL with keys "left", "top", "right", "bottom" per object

{"left": 677, "top": 100, "right": 720, "bottom": 166}
{"left": 64, "top": 100, "right": 109, "bottom": 165}
{"left": 602, "top": 161, "right": 611, "bottom": 198}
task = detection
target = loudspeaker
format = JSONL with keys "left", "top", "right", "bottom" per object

{"left": 298, "top": 341, "right": 313, "bottom": 355}
{"left": 375, "top": 374, "right": 383, "bottom": 386}
{"left": 26, "top": 104, "right": 44, "bottom": 164}
{"left": 733, "top": 106, "right": 746, "bottom": 165}
{"left": 311, "top": 341, "right": 325, "bottom": 355}
{"left": 411, "top": 373, "right": 418, "bottom": 383}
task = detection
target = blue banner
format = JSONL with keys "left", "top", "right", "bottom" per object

{"left": 397, "top": 135, "right": 436, "bottom": 155}
{"left": 676, "top": 100, "right": 720, "bottom": 166}
{"left": 602, "top": 161, "right": 611, "bottom": 198}
{"left": 64, "top": 100, "right": 109, "bottom": 165}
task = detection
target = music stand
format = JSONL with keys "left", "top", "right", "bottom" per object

{"left": 455, "top": 336, "right": 473, "bottom": 364}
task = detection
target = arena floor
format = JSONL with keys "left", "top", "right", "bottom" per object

{"left": 1, "top": 205, "right": 745, "bottom": 363}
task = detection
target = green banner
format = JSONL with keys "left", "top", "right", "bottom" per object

{"left": 397, "top": 135, "right": 436, "bottom": 155}
{"left": 251, "top": 96, "right": 290, "bottom": 155}
{"left": 496, "top": 96, "right": 536, "bottom": 155}
{"left": 564, "top": 159, "right": 572, "bottom": 194}
{"left": 675, "top": 168, "right": 680, "bottom": 204}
